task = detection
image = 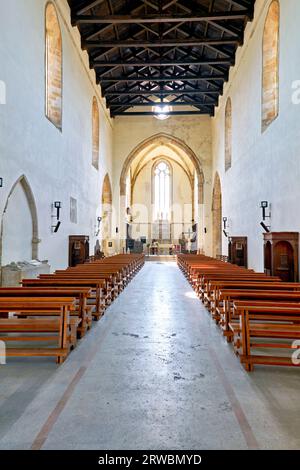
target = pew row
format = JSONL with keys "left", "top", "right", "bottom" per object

{"left": 177, "top": 253, "right": 300, "bottom": 371}
{"left": 0, "top": 254, "right": 144, "bottom": 364}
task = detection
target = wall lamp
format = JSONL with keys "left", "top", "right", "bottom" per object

{"left": 0, "top": 177, "right": 3, "bottom": 188}
{"left": 222, "top": 217, "right": 228, "bottom": 237}
{"left": 260, "top": 201, "right": 271, "bottom": 221}
{"left": 54, "top": 201, "right": 62, "bottom": 220}
{"left": 52, "top": 201, "right": 62, "bottom": 233}
{"left": 95, "top": 216, "right": 102, "bottom": 236}
{"left": 260, "top": 221, "right": 270, "bottom": 233}
{"left": 260, "top": 201, "right": 271, "bottom": 232}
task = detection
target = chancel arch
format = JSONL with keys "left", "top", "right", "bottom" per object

{"left": 120, "top": 133, "right": 203, "bottom": 251}
{"left": 120, "top": 133, "right": 204, "bottom": 205}
{"left": 0, "top": 175, "right": 39, "bottom": 271}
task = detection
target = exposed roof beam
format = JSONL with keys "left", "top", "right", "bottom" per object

{"left": 74, "top": 11, "right": 250, "bottom": 25}
{"left": 93, "top": 58, "right": 234, "bottom": 67}
{"left": 100, "top": 75, "right": 225, "bottom": 82}
{"left": 111, "top": 111, "right": 213, "bottom": 116}
{"left": 84, "top": 38, "right": 241, "bottom": 48}
{"left": 225, "top": 0, "right": 252, "bottom": 8}
{"left": 108, "top": 101, "right": 217, "bottom": 107}
{"left": 104, "top": 90, "right": 220, "bottom": 96}
{"left": 76, "top": 0, "right": 106, "bottom": 15}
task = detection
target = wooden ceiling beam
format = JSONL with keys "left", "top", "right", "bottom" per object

{"left": 111, "top": 110, "right": 213, "bottom": 116}
{"left": 93, "top": 58, "right": 234, "bottom": 67}
{"left": 74, "top": 11, "right": 250, "bottom": 25}
{"left": 84, "top": 38, "right": 241, "bottom": 48}
{"left": 104, "top": 90, "right": 220, "bottom": 96}
{"left": 76, "top": 0, "right": 106, "bottom": 15}
{"left": 108, "top": 100, "right": 217, "bottom": 107}
{"left": 100, "top": 75, "right": 225, "bottom": 82}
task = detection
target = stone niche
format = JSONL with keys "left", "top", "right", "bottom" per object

{"left": 1, "top": 260, "right": 51, "bottom": 287}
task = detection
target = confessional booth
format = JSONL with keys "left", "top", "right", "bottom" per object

{"left": 263, "top": 232, "right": 299, "bottom": 282}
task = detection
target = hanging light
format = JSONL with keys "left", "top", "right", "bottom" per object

{"left": 152, "top": 103, "right": 172, "bottom": 120}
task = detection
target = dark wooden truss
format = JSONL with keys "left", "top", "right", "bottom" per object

{"left": 68, "top": 0, "right": 256, "bottom": 117}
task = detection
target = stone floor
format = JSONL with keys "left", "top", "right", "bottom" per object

{"left": 0, "top": 262, "right": 300, "bottom": 450}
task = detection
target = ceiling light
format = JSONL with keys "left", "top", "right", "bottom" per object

{"left": 152, "top": 103, "right": 172, "bottom": 120}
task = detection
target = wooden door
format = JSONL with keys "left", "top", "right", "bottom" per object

{"left": 273, "top": 241, "right": 294, "bottom": 282}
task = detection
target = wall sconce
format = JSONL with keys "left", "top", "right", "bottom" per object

{"left": 260, "top": 221, "right": 270, "bottom": 233}
{"left": 222, "top": 217, "right": 228, "bottom": 237}
{"left": 52, "top": 201, "right": 62, "bottom": 233}
{"left": 260, "top": 201, "right": 271, "bottom": 232}
{"left": 54, "top": 201, "right": 62, "bottom": 220}
{"left": 95, "top": 216, "right": 102, "bottom": 236}
{"left": 0, "top": 177, "right": 3, "bottom": 188}
{"left": 260, "top": 201, "right": 271, "bottom": 221}
{"left": 53, "top": 221, "right": 61, "bottom": 233}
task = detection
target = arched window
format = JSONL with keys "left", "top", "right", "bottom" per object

{"left": 262, "top": 0, "right": 279, "bottom": 132}
{"left": 225, "top": 97, "right": 232, "bottom": 171}
{"left": 153, "top": 161, "right": 171, "bottom": 220}
{"left": 45, "top": 3, "right": 62, "bottom": 129}
{"left": 92, "top": 97, "right": 100, "bottom": 170}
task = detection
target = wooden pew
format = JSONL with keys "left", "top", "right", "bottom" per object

{"left": 0, "top": 297, "right": 76, "bottom": 363}
{"left": 22, "top": 279, "right": 106, "bottom": 319}
{"left": 219, "top": 289, "right": 300, "bottom": 341}
{"left": 201, "top": 274, "right": 281, "bottom": 307}
{"left": 0, "top": 287, "right": 93, "bottom": 338}
{"left": 210, "top": 280, "right": 298, "bottom": 320}
{"left": 231, "top": 301, "right": 300, "bottom": 371}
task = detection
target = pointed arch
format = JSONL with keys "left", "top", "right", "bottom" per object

{"left": 225, "top": 97, "right": 232, "bottom": 171}
{"left": 45, "top": 2, "right": 62, "bottom": 129}
{"left": 102, "top": 173, "right": 112, "bottom": 205}
{"left": 212, "top": 172, "right": 222, "bottom": 258}
{"left": 0, "top": 175, "right": 40, "bottom": 267}
{"left": 120, "top": 133, "right": 204, "bottom": 205}
{"left": 262, "top": 0, "right": 280, "bottom": 131}
{"left": 101, "top": 173, "right": 112, "bottom": 240}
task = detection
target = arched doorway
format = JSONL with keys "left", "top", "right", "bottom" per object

{"left": 101, "top": 173, "right": 113, "bottom": 251}
{"left": 212, "top": 172, "right": 222, "bottom": 258}
{"left": 0, "top": 175, "right": 39, "bottom": 267}
{"left": 119, "top": 133, "right": 205, "bottom": 252}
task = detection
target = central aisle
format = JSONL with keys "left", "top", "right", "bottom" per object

{"left": 1, "top": 262, "right": 300, "bottom": 450}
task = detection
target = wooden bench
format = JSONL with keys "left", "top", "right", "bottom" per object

{"left": 231, "top": 301, "right": 300, "bottom": 371}
{"left": 22, "top": 279, "right": 106, "bottom": 319}
{"left": 210, "top": 280, "right": 299, "bottom": 320}
{"left": 0, "top": 297, "right": 76, "bottom": 363}
{"left": 201, "top": 275, "right": 281, "bottom": 309}
{"left": 0, "top": 287, "right": 93, "bottom": 338}
{"left": 219, "top": 289, "right": 300, "bottom": 341}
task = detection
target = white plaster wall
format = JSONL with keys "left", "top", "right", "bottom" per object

{"left": 212, "top": 0, "right": 300, "bottom": 271}
{"left": 113, "top": 115, "right": 213, "bottom": 253}
{"left": 2, "top": 183, "right": 32, "bottom": 265}
{"left": 0, "top": 0, "right": 113, "bottom": 270}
